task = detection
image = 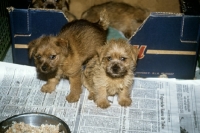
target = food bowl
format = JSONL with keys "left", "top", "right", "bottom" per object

{"left": 0, "top": 112, "right": 71, "bottom": 133}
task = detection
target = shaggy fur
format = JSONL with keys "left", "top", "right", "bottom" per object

{"left": 81, "top": 1, "right": 149, "bottom": 39}
{"left": 28, "top": 18, "right": 108, "bottom": 103}
{"left": 82, "top": 39, "right": 138, "bottom": 108}
{"left": 31, "top": 0, "right": 76, "bottom": 22}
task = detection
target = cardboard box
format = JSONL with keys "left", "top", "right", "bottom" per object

{"left": 130, "top": 12, "right": 200, "bottom": 79}
{"left": 7, "top": 7, "right": 68, "bottom": 65}
{"left": 7, "top": 8, "right": 200, "bottom": 79}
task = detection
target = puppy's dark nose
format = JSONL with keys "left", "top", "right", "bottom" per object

{"left": 112, "top": 64, "right": 120, "bottom": 73}
{"left": 46, "top": 4, "right": 55, "bottom": 9}
{"left": 41, "top": 65, "right": 47, "bottom": 71}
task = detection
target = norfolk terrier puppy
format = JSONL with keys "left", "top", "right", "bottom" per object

{"left": 28, "top": 17, "right": 108, "bottom": 103}
{"left": 82, "top": 39, "right": 138, "bottom": 108}
{"left": 31, "top": 0, "right": 76, "bottom": 22}
{"left": 81, "top": 1, "right": 149, "bottom": 39}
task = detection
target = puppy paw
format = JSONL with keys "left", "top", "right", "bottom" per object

{"left": 96, "top": 99, "right": 110, "bottom": 109}
{"left": 118, "top": 97, "right": 132, "bottom": 107}
{"left": 88, "top": 92, "right": 95, "bottom": 100}
{"left": 66, "top": 93, "right": 80, "bottom": 103}
{"left": 41, "top": 84, "right": 56, "bottom": 93}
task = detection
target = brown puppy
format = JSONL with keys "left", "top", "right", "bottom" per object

{"left": 31, "top": 0, "right": 76, "bottom": 22}
{"left": 28, "top": 18, "right": 108, "bottom": 103}
{"left": 82, "top": 39, "right": 138, "bottom": 108}
{"left": 81, "top": 1, "right": 149, "bottom": 39}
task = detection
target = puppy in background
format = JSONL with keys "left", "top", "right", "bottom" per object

{"left": 82, "top": 39, "right": 138, "bottom": 108}
{"left": 31, "top": 0, "right": 76, "bottom": 22}
{"left": 28, "top": 12, "right": 109, "bottom": 103}
{"left": 81, "top": 1, "right": 150, "bottom": 39}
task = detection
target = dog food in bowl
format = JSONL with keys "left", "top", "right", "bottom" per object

{"left": 5, "top": 121, "right": 60, "bottom": 133}
{"left": 0, "top": 113, "right": 71, "bottom": 133}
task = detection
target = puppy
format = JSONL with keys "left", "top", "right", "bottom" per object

{"left": 31, "top": 0, "right": 76, "bottom": 22}
{"left": 28, "top": 17, "right": 108, "bottom": 103}
{"left": 31, "top": 0, "right": 70, "bottom": 10}
{"left": 82, "top": 39, "right": 138, "bottom": 108}
{"left": 81, "top": 1, "right": 150, "bottom": 39}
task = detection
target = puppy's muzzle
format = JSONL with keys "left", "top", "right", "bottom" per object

{"left": 106, "top": 63, "right": 127, "bottom": 78}
{"left": 40, "top": 63, "right": 50, "bottom": 73}
{"left": 112, "top": 64, "right": 120, "bottom": 74}
{"left": 41, "top": 64, "right": 47, "bottom": 71}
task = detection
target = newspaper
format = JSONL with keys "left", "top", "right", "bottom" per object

{"left": 0, "top": 61, "right": 200, "bottom": 133}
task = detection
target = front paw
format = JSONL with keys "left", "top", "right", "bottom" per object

{"left": 41, "top": 84, "right": 56, "bottom": 93}
{"left": 88, "top": 92, "right": 95, "bottom": 100}
{"left": 118, "top": 97, "right": 132, "bottom": 107}
{"left": 96, "top": 99, "right": 110, "bottom": 109}
{"left": 66, "top": 92, "right": 80, "bottom": 103}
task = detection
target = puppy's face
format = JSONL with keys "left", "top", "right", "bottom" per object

{"left": 99, "top": 39, "right": 138, "bottom": 78}
{"left": 28, "top": 36, "right": 69, "bottom": 74}
{"left": 32, "top": 0, "right": 70, "bottom": 10}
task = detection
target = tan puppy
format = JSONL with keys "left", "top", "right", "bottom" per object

{"left": 82, "top": 39, "right": 138, "bottom": 108}
{"left": 81, "top": 1, "right": 149, "bottom": 39}
{"left": 31, "top": 0, "right": 76, "bottom": 22}
{"left": 28, "top": 18, "right": 108, "bottom": 103}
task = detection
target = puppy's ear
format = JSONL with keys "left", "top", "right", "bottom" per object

{"left": 130, "top": 46, "right": 139, "bottom": 63}
{"left": 56, "top": 38, "right": 70, "bottom": 56}
{"left": 56, "top": 38, "right": 68, "bottom": 47}
{"left": 28, "top": 39, "right": 37, "bottom": 58}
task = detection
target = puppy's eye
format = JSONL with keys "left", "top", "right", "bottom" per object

{"left": 120, "top": 57, "right": 126, "bottom": 61}
{"left": 54, "top": 0, "right": 59, "bottom": 2}
{"left": 35, "top": 55, "right": 41, "bottom": 59}
{"left": 50, "top": 55, "right": 56, "bottom": 60}
{"left": 42, "top": 0, "right": 46, "bottom": 2}
{"left": 107, "top": 56, "right": 112, "bottom": 61}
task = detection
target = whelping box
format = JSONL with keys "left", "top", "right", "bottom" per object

{"left": 7, "top": 7, "right": 68, "bottom": 65}
{"left": 7, "top": 8, "right": 200, "bottom": 79}
{"left": 129, "top": 12, "right": 200, "bottom": 79}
